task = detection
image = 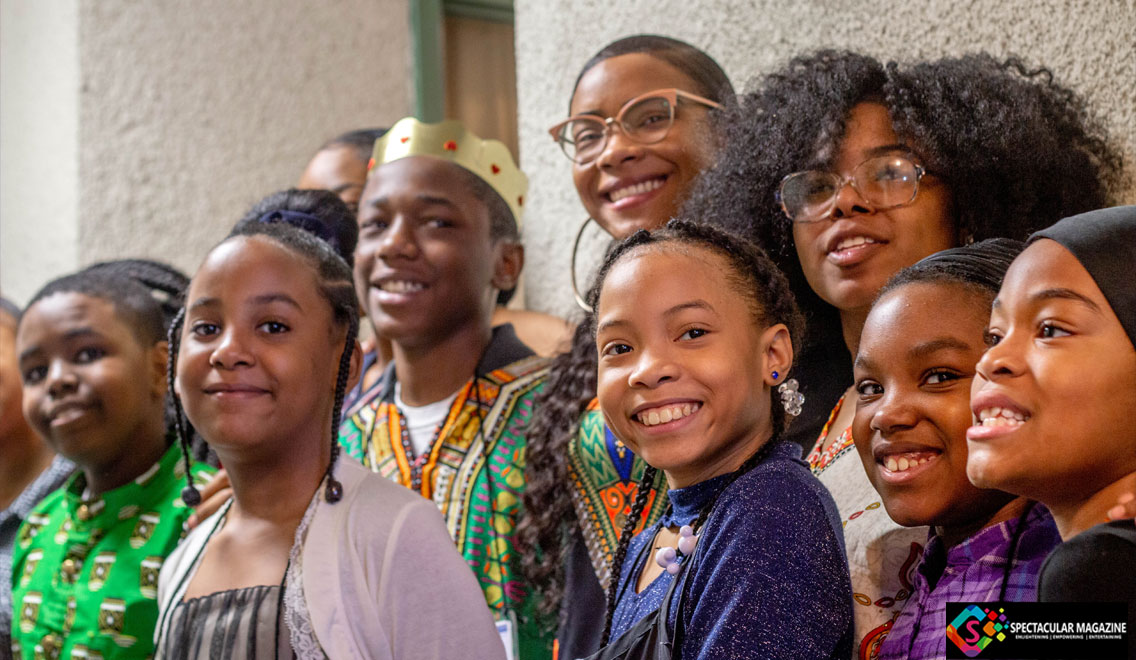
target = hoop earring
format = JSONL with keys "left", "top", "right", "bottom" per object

{"left": 570, "top": 217, "right": 598, "bottom": 313}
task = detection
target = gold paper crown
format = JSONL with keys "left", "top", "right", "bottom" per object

{"left": 369, "top": 117, "right": 528, "bottom": 228}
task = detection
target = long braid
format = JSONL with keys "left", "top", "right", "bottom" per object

{"left": 167, "top": 308, "right": 201, "bottom": 506}
{"left": 600, "top": 464, "right": 658, "bottom": 646}
{"left": 323, "top": 308, "right": 357, "bottom": 503}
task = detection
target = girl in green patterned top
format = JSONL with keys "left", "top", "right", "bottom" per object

{"left": 10, "top": 270, "right": 214, "bottom": 659}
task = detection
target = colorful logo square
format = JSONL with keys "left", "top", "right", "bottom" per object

{"left": 947, "top": 605, "right": 1009, "bottom": 657}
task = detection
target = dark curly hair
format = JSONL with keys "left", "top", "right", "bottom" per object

{"left": 684, "top": 50, "right": 1125, "bottom": 338}
{"left": 168, "top": 220, "right": 358, "bottom": 507}
{"left": 520, "top": 219, "right": 803, "bottom": 626}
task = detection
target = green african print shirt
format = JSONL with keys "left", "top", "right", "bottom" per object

{"left": 339, "top": 325, "right": 552, "bottom": 660}
{"left": 10, "top": 443, "right": 213, "bottom": 660}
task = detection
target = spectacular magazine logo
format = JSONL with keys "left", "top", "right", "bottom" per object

{"left": 945, "top": 602, "right": 1128, "bottom": 659}
{"left": 946, "top": 605, "right": 1009, "bottom": 657}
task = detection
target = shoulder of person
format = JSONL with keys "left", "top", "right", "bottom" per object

{"left": 25, "top": 486, "right": 67, "bottom": 519}
{"left": 1039, "top": 520, "right": 1136, "bottom": 600}
{"left": 716, "top": 441, "right": 833, "bottom": 516}
{"left": 326, "top": 459, "right": 443, "bottom": 544}
{"left": 497, "top": 354, "right": 552, "bottom": 384}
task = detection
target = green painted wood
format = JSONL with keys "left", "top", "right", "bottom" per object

{"left": 410, "top": 0, "right": 445, "bottom": 121}
{"left": 445, "top": 0, "right": 513, "bottom": 22}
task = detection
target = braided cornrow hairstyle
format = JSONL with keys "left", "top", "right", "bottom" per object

{"left": 879, "top": 238, "right": 1026, "bottom": 303}
{"left": 582, "top": 219, "right": 803, "bottom": 645}
{"left": 166, "top": 308, "right": 201, "bottom": 505}
{"left": 82, "top": 258, "right": 190, "bottom": 329}
{"left": 170, "top": 220, "right": 359, "bottom": 506}
{"left": 599, "top": 463, "right": 657, "bottom": 645}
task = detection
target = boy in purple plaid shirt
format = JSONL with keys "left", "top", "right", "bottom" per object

{"left": 848, "top": 241, "right": 1061, "bottom": 660}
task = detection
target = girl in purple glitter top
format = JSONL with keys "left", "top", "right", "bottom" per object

{"left": 585, "top": 219, "right": 852, "bottom": 660}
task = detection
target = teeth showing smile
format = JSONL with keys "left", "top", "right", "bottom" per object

{"left": 882, "top": 453, "right": 935, "bottom": 473}
{"left": 380, "top": 280, "right": 425, "bottom": 293}
{"left": 832, "top": 236, "right": 879, "bottom": 253}
{"left": 608, "top": 178, "right": 664, "bottom": 203}
{"left": 977, "top": 407, "right": 1029, "bottom": 427}
{"left": 636, "top": 402, "right": 700, "bottom": 427}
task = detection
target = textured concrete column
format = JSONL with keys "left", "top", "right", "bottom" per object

{"left": 1, "top": 0, "right": 411, "bottom": 304}
{"left": 516, "top": 0, "right": 1136, "bottom": 317}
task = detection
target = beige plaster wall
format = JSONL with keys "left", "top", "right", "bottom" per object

{"left": 0, "top": 0, "right": 411, "bottom": 304}
{"left": 515, "top": 0, "right": 1136, "bottom": 318}
{"left": 1, "top": 0, "right": 81, "bottom": 305}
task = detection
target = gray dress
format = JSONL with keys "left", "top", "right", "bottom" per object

{"left": 159, "top": 585, "right": 296, "bottom": 660}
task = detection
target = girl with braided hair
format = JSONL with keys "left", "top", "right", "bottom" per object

{"left": 154, "top": 220, "right": 504, "bottom": 658}
{"left": 681, "top": 50, "right": 1126, "bottom": 657}
{"left": 520, "top": 35, "right": 738, "bottom": 658}
{"left": 587, "top": 219, "right": 851, "bottom": 659}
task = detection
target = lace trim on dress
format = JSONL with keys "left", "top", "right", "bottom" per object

{"left": 283, "top": 478, "right": 327, "bottom": 660}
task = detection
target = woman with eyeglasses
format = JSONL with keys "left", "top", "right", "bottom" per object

{"left": 682, "top": 50, "right": 1125, "bottom": 658}
{"left": 517, "top": 35, "right": 735, "bottom": 659}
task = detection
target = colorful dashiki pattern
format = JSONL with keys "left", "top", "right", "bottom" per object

{"left": 807, "top": 394, "right": 928, "bottom": 660}
{"left": 338, "top": 325, "right": 551, "bottom": 659}
{"left": 9, "top": 444, "right": 213, "bottom": 660}
{"left": 569, "top": 399, "right": 668, "bottom": 589}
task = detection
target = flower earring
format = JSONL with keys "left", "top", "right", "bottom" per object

{"left": 775, "top": 372, "right": 805, "bottom": 416}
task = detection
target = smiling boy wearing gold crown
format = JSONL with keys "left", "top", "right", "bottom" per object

{"left": 338, "top": 117, "right": 552, "bottom": 659}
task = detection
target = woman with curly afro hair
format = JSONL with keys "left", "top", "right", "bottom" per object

{"left": 682, "top": 49, "right": 1126, "bottom": 659}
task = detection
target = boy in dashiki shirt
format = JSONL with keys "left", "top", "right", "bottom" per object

{"left": 848, "top": 242, "right": 1060, "bottom": 660}
{"left": 10, "top": 271, "right": 213, "bottom": 659}
{"left": 338, "top": 118, "right": 551, "bottom": 659}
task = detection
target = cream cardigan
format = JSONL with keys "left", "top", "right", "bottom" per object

{"left": 155, "top": 458, "right": 506, "bottom": 659}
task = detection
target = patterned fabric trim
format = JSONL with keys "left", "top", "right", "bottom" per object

{"left": 340, "top": 354, "right": 549, "bottom": 620}
{"left": 807, "top": 394, "right": 855, "bottom": 475}
{"left": 567, "top": 400, "right": 668, "bottom": 589}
